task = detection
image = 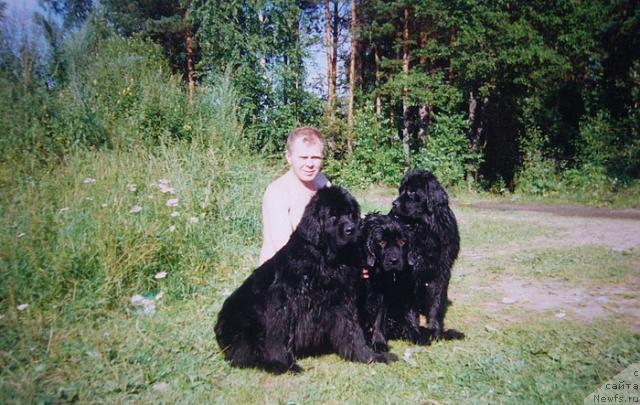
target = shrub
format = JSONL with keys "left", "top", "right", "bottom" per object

{"left": 324, "top": 102, "right": 404, "bottom": 188}
{"left": 49, "top": 29, "right": 191, "bottom": 151}
{"left": 413, "top": 112, "right": 480, "bottom": 187}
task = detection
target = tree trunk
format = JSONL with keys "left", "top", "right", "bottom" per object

{"left": 186, "top": 29, "right": 195, "bottom": 103}
{"left": 22, "top": 45, "right": 31, "bottom": 86}
{"left": 417, "top": 30, "right": 429, "bottom": 143}
{"left": 401, "top": 6, "right": 411, "bottom": 169}
{"left": 417, "top": 104, "right": 430, "bottom": 143}
{"left": 468, "top": 90, "right": 487, "bottom": 181}
{"left": 325, "top": 0, "right": 337, "bottom": 117}
{"left": 374, "top": 46, "right": 382, "bottom": 115}
{"left": 347, "top": 0, "right": 358, "bottom": 152}
{"left": 185, "top": 8, "right": 195, "bottom": 103}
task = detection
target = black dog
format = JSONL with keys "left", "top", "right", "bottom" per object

{"left": 358, "top": 213, "right": 429, "bottom": 351}
{"left": 215, "top": 186, "right": 396, "bottom": 373}
{"left": 390, "top": 169, "right": 464, "bottom": 341}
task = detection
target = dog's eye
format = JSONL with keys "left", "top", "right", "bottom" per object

{"left": 378, "top": 241, "right": 387, "bottom": 248}
{"left": 398, "top": 239, "right": 405, "bottom": 247}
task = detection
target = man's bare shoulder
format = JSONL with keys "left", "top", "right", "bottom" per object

{"left": 263, "top": 172, "right": 290, "bottom": 202}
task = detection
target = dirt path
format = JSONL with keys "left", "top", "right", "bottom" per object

{"left": 453, "top": 201, "right": 640, "bottom": 331}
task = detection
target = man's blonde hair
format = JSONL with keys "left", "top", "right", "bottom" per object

{"left": 286, "top": 127, "right": 324, "bottom": 152}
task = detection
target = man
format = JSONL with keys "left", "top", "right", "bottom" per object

{"left": 259, "top": 127, "right": 330, "bottom": 264}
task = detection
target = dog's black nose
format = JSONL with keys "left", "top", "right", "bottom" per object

{"left": 344, "top": 225, "right": 355, "bottom": 235}
{"left": 389, "top": 257, "right": 399, "bottom": 264}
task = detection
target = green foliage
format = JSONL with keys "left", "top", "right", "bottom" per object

{"left": 51, "top": 32, "right": 191, "bottom": 150}
{"left": 413, "top": 113, "right": 480, "bottom": 187}
{"left": 324, "top": 102, "right": 404, "bottom": 188}
{"left": 192, "top": 0, "right": 322, "bottom": 153}
{"left": 577, "top": 109, "right": 640, "bottom": 179}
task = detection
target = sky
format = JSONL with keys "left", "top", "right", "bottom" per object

{"left": 5, "top": 0, "right": 43, "bottom": 20}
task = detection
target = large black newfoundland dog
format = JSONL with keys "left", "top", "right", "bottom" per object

{"left": 358, "top": 213, "right": 429, "bottom": 351}
{"left": 215, "top": 186, "right": 396, "bottom": 373}
{"left": 390, "top": 169, "right": 464, "bottom": 341}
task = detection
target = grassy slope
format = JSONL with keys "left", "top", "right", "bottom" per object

{"left": 1, "top": 149, "right": 639, "bottom": 404}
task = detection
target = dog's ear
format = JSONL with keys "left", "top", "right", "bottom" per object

{"left": 296, "top": 197, "right": 322, "bottom": 245}
{"left": 365, "top": 235, "right": 377, "bottom": 268}
{"left": 431, "top": 180, "right": 449, "bottom": 206}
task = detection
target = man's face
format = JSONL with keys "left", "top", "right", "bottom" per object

{"left": 286, "top": 137, "right": 324, "bottom": 184}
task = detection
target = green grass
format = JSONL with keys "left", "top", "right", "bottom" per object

{"left": 2, "top": 147, "right": 639, "bottom": 404}
{"left": 451, "top": 184, "right": 640, "bottom": 209}
{"left": 475, "top": 246, "right": 640, "bottom": 282}
{"left": 2, "top": 297, "right": 637, "bottom": 403}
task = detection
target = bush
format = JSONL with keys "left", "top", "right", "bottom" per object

{"left": 49, "top": 29, "right": 191, "bottom": 151}
{"left": 324, "top": 102, "right": 404, "bottom": 188}
{"left": 413, "top": 112, "right": 480, "bottom": 187}
{"left": 578, "top": 109, "right": 640, "bottom": 179}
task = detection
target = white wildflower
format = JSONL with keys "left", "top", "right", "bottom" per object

{"left": 83, "top": 177, "right": 96, "bottom": 184}
{"left": 153, "top": 382, "right": 169, "bottom": 392}
{"left": 129, "top": 205, "right": 142, "bottom": 214}
{"left": 166, "top": 198, "right": 179, "bottom": 207}
{"left": 169, "top": 225, "right": 176, "bottom": 232}
{"left": 159, "top": 184, "right": 176, "bottom": 194}
{"left": 130, "top": 294, "right": 145, "bottom": 305}
{"left": 127, "top": 183, "right": 137, "bottom": 192}
{"left": 154, "top": 271, "right": 167, "bottom": 280}
{"left": 189, "top": 216, "right": 198, "bottom": 224}
{"left": 142, "top": 301, "right": 156, "bottom": 315}
{"left": 17, "top": 304, "right": 29, "bottom": 311}
{"left": 101, "top": 203, "right": 108, "bottom": 208}
{"left": 170, "top": 211, "right": 179, "bottom": 218}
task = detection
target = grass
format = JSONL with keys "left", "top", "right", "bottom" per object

{"left": 477, "top": 246, "right": 640, "bottom": 282}
{"left": 1, "top": 147, "right": 639, "bottom": 404}
{"left": 452, "top": 183, "right": 640, "bottom": 209}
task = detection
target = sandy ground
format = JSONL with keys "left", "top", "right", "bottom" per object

{"left": 456, "top": 202, "right": 640, "bottom": 331}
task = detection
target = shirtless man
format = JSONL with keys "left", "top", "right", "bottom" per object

{"left": 259, "top": 127, "right": 330, "bottom": 264}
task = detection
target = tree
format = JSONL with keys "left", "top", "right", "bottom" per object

{"left": 346, "top": 0, "right": 358, "bottom": 150}
{"left": 101, "top": 0, "right": 198, "bottom": 100}
{"left": 324, "top": 0, "right": 339, "bottom": 118}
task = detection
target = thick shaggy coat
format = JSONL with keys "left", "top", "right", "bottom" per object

{"left": 390, "top": 169, "right": 465, "bottom": 341}
{"left": 215, "top": 186, "right": 396, "bottom": 373}
{"left": 358, "top": 213, "right": 428, "bottom": 351}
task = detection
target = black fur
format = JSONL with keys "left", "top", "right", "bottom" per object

{"left": 390, "top": 169, "right": 465, "bottom": 341}
{"left": 215, "top": 186, "right": 397, "bottom": 374}
{"left": 358, "top": 213, "right": 428, "bottom": 352}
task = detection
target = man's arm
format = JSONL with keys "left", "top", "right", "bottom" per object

{"left": 259, "top": 183, "right": 292, "bottom": 264}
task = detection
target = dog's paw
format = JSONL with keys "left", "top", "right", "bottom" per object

{"left": 374, "top": 352, "right": 398, "bottom": 363}
{"left": 288, "top": 363, "right": 304, "bottom": 374}
{"left": 442, "top": 328, "right": 465, "bottom": 340}
{"left": 372, "top": 340, "right": 389, "bottom": 353}
{"left": 414, "top": 326, "right": 434, "bottom": 345}
{"left": 423, "top": 327, "right": 465, "bottom": 341}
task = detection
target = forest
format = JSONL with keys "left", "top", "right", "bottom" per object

{"left": 1, "top": 0, "right": 638, "bottom": 193}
